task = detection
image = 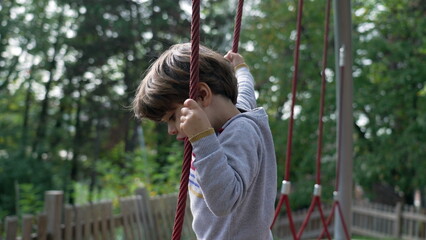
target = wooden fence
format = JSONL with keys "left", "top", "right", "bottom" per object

{"left": 352, "top": 200, "right": 426, "bottom": 240}
{"left": 272, "top": 200, "right": 426, "bottom": 240}
{"left": 2, "top": 189, "right": 426, "bottom": 240}
{"left": 271, "top": 206, "right": 334, "bottom": 239}
{"left": 0, "top": 188, "right": 194, "bottom": 240}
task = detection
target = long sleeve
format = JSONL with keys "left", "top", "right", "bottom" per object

{"left": 235, "top": 67, "right": 256, "bottom": 110}
{"left": 192, "top": 120, "right": 261, "bottom": 216}
{"left": 188, "top": 65, "right": 276, "bottom": 240}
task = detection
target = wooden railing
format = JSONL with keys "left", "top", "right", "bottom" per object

{"left": 271, "top": 206, "right": 334, "bottom": 239}
{"left": 352, "top": 201, "right": 426, "bottom": 240}
{"left": 273, "top": 200, "right": 426, "bottom": 240}
{"left": 1, "top": 189, "right": 426, "bottom": 240}
{"left": 0, "top": 188, "right": 195, "bottom": 240}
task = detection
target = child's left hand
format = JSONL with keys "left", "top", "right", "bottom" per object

{"left": 180, "top": 99, "right": 212, "bottom": 139}
{"left": 224, "top": 51, "right": 245, "bottom": 68}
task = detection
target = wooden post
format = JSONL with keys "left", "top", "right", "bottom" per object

{"left": 394, "top": 202, "right": 402, "bottom": 238}
{"left": 37, "top": 213, "right": 48, "bottom": 240}
{"left": 5, "top": 216, "right": 18, "bottom": 240}
{"left": 99, "top": 202, "right": 109, "bottom": 240}
{"left": 75, "top": 206, "right": 84, "bottom": 240}
{"left": 394, "top": 204, "right": 399, "bottom": 236}
{"left": 132, "top": 196, "right": 144, "bottom": 240}
{"left": 106, "top": 202, "right": 115, "bottom": 239}
{"left": 22, "top": 215, "right": 33, "bottom": 240}
{"left": 44, "top": 190, "right": 63, "bottom": 240}
{"left": 84, "top": 205, "right": 92, "bottom": 240}
{"left": 135, "top": 187, "right": 158, "bottom": 240}
{"left": 92, "top": 204, "right": 101, "bottom": 240}
{"left": 63, "top": 205, "right": 74, "bottom": 240}
{"left": 83, "top": 205, "right": 91, "bottom": 240}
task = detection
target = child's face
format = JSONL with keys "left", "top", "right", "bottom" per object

{"left": 161, "top": 104, "right": 186, "bottom": 141}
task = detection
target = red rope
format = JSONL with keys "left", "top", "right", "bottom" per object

{"left": 315, "top": 0, "right": 332, "bottom": 186}
{"left": 271, "top": 1, "right": 347, "bottom": 240}
{"left": 270, "top": 0, "right": 304, "bottom": 235}
{"left": 171, "top": 140, "right": 192, "bottom": 240}
{"left": 295, "top": 0, "right": 333, "bottom": 238}
{"left": 232, "top": 0, "right": 244, "bottom": 53}
{"left": 172, "top": 0, "right": 246, "bottom": 238}
{"left": 284, "top": 0, "right": 304, "bottom": 182}
{"left": 318, "top": 201, "right": 350, "bottom": 239}
{"left": 171, "top": 0, "right": 200, "bottom": 239}
{"left": 272, "top": 194, "right": 297, "bottom": 236}
{"left": 297, "top": 196, "right": 331, "bottom": 239}
{"left": 271, "top": 194, "right": 284, "bottom": 228}
{"left": 318, "top": 51, "right": 350, "bottom": 240}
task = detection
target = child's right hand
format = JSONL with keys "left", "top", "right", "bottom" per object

{"left": 180, "top": 99, "right": 212, "bottom": 140}
{"left": 224, "top": 51, "right": 245, "bottom": 68}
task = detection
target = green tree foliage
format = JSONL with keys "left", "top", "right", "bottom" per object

{"left": 0, "top": 0, "right": 235, "bottom": 218}
{"left": 1, "top": 0, "right": 425, "bottom": 220}
{"left": 352, "top": 0, "right": 426, "bottom": 204}
{"left": 241, "top": 0, "right": 426, "bottom": 207}
{"left": 241, "top": 0, "right": 339, "bottom": 208}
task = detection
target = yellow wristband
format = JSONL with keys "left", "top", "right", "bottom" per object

{"left": 189, "top": 128, "right": 215, "bottom": 143}
{"left": 234, "top": 63, "right": 249, "bottom": 71}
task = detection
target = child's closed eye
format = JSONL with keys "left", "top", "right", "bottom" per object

{"left": 169, "top": 113, "right": 176, "bottom": 121}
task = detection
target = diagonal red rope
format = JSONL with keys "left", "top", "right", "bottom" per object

{"left": 295, "top": 0, "right": 333, "bottom": 238}
{"left": 171, "top": 0, "right": 200, "bottom": 239}
{"left": 284, "top": 0, "right": 304, "bottom": 182}
{"left": 318, "top": 47, "right": 350, "bottom": 240}
{"left": 319, "top": 201, "right": 350, "bottom": 239}
{"left": 232, "top": 0, "right": 244, "bottom": 53}
{"left": 271, "top": 1, "right": 347, "bottom": 240}
{"left": 315, "top": 0, "right": 332, "bottom": 186}
{"left": 297, "top": 196, "right": 331, "bottom": 239}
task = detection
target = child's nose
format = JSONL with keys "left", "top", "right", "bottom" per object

{"left": 168, "top": 123, "right": 178, "bottom": 135}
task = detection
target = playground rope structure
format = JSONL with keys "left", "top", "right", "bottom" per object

{"left": 270, "top": 0, "right": 350, "bottom": 239}
{"left": 171, "top": 1, "right": 244, "bottom": 239}
{"left": 294, "top": 0, "right": 332, "bottom": 238}
{"left": 318, "top": 45, "right": 351, "bottom": 239}
{"left": 170, "top": 0, "right": 200, "bottom": 239}
{"left": 232, "top": 0, "right": 244, "bottom": 53}
{"left": 171, "top": 0, "right": 349, "bottom": 239}
{"left": 270, "top": 0, "right": 305, "bottom": 237}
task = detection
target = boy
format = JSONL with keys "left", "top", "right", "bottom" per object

{"left": 133, "top": 43, "right": 277, "bottom": 240}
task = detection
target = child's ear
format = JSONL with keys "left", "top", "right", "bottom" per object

{"left": 197, "top": 82, "right": 212, "bottom": 107}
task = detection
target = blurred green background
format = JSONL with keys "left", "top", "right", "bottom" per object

{"left": 1, "top": 0, "right": 425, "bottom": 219}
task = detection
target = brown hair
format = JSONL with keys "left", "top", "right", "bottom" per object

{"left": 133, "top": 43, "right": 237, "bottom": 121}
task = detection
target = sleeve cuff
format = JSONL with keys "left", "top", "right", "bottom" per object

{"left": 189, "top": 128, "right": 215, "bottom": 143}
{"left": 234, "top": 63, "right": 249, "bottom": 71}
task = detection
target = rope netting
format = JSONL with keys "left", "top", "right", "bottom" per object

{"left": 270, "top": 0, "right": 350, "bottom": 239}
{"left": 295, "top": 0, "right": 333, "bottom": 238}
{"left": 170, "top": 0, "right": 349, "bottom": 239}
{"left": 270, "top": 0, "right": 306, "bottom": 237}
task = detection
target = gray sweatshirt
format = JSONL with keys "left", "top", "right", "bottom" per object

{"left": 189, "top": 67, "right": 277, "bottom": 240}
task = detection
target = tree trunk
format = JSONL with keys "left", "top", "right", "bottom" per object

{"left": 21, "top": 67, "right": 35, "bottom": 157}
{"left": 69, "top": 82, "right": 83, "bottom": 204}
{"left": 32, "top": 13, "right": 65, "bottom": 158}
{"left": 89, "top": 117, "right": 101, "bottom": 203}
{"left": 0, "top": 56, "right": 19, "bottom": 92}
